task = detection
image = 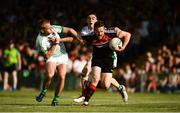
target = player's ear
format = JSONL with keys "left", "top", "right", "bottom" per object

{"left": 40, "top": 29, "right": 44, "bottom": 34}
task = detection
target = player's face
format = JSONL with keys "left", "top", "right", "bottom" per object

{"left": 9, "top": 43, "right": 14, "bottom": 49}
{"left": 40, "top": 22, "right": 52, "bottom": 35}
{"left": 94, "top": 26, "right": 105, "bottom": 39}
{"left": 87, "top": 14, "right": 97, "bottom": 27}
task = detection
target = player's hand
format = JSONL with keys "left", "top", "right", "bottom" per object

{"left": 78, "top": 39, "right": 85, "bottom": 45}
{"left": 114, "top": 46, "right": 125, "bottom": 52}
{"left": 49, "top": 37, "right": 56, "bottom": 42}
{"left": 49, "top": 37, "right": 59, "bottom": 44}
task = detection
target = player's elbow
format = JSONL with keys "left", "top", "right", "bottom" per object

{"left": 68, "top": 28, "right": 75, "bottom": 34}
{"left": 44, "top": 53, "right": 51, "bottom": 59}
{"left": 126, "top": 32, "right": 131, "bottom": 38}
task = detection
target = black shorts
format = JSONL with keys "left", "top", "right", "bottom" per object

{"left": 4, "top": 64, "right": 17, "bottom": 73}
{"left": 92, "top": 57, "right": 113, "bottom": 73}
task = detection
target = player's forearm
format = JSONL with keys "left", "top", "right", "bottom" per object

{"left": 59, "top": 37, "right": 74, "bottom": 42}
{"left": 122, "top": 32, "right": 131, "bottom": 48}
{"left": 68, "top": 28, "right": 83, "bottom": 43}
{"left": 45, "top": 44, "right": 57, "bottom": 59}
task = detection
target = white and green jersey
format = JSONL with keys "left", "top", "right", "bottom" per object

{"left": 36, "top": 25, "right": 67, "bottom": 58}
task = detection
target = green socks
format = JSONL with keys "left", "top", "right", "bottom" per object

{"left": 41, "top": 89, "right": 47, "bottom": 95}
{"left": 52, "top": 96, "right": 59, "bottom": 102}
{"left": 117, "top": 85, "right": 123, "bottom": 92}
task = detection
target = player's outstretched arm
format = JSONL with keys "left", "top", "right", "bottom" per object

{"left": 49, "top": 37, "right": 74, "bottom": 43}
{"left": 63, "top": 27, "right": 84, "bottom": 44}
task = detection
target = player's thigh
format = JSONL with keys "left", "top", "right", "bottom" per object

{"left": 91, "top": 66, "right": 101, "bottom": 84}
{"left": 56, "top": 64, "right": 67, "bottom": 79}
{"left": 101, "top": 73, "right": 112, "bottom": 89}
{"left": 46, "top": 62, "right": 56, "bottom": 78}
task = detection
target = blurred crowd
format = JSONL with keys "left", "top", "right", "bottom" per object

{"left": 115, "top": 44, "right": 180, "bottom": 93}
{"left": 0, "top": 0, "right": 180, "bottom": 93}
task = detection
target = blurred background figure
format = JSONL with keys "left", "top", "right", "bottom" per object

{"left": 168, "top": 67, "right": 179, "bottom": 93}
{"left": 0, "top": 48, "right": 4, "bottom": 90}
{"left": 3, "top": 40, "right": 21, "bottom": 91}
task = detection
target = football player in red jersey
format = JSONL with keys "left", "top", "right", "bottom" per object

{"left": 83, "top": 20, "right": 131, "bottom": 106}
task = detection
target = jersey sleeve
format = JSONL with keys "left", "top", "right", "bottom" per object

{"left": 105, "top": 27, "right": 122, "bottom": 38}
{"left": 51, "top": 25, "right": 64, "bottom": 33}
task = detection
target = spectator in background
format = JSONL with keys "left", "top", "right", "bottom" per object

{"left": 3, "top": 40, "right": 21, "bottom": 91}
{"left": 0, "top": 48, "right": 4, "bottom": 89}
{"left": 145, "top": 52, "right": 155, "bottom": 73}
{"left": 128, "top": 72, "right": 138, "bottom": 93}
{"left": 161, "top": 45, "right": 172, "bottom": 73}
{"left": 174, "top": 44, "right": 180, "bottom": 74}
{"left": 36, "top": 55, "right": 46, "bottom": 90}
{"left": 73, "top": 53, "right": 88, "bottom": 89}
{"left": 124, "top": 64, "right": 132, "bottom": 83}
{"left": 147, "top": 64, "right": 158, "bottom": 93}
{"left": 156, "top": 54, "right": 164, "bottom": 74}
{"left": 168, "top": 67, "right": 179, "bottom": 93}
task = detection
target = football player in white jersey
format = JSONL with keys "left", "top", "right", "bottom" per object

{"left": 73, "top": 13, "right": 128, "bottom": 103}
{"left": 35, "top": 19, "right": 83, "bottom": 106}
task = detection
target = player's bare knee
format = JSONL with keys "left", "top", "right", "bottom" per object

{"left": 92, "top": 77, "right": 100, "bottom": 85}
{"left": 59, "top": 74, "right": 66, "bottom": 80}
{"left": 47, "top": 71, "right": 54, "bottom": 77}
{"left": 104, "top": 83, "right": 111, "bottom": 90}
{"left": 46, "top": 75, "right": 53, "bottom": 81}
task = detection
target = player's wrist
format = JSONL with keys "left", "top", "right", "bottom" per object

{"left": 53, "top": 43, "right": 59, "bottom": 45}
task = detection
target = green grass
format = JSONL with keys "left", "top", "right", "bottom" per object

{"left": 0, "top": 88, "right": 180, "bottom": 112}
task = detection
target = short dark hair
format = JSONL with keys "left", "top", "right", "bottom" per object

{"left": 8, "top": 40, "right": 14, "bottom": 44}
{"left": 87, "top": 12, "right": 97, "bottom": 18}
{"left": 38, "top": 19, "right": 50, "bottom": 28}
{"left": 94, "top": 20, "right": 105, "bottom": 29}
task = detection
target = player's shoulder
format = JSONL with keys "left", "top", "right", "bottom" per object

{"left": 51, "top": 25, "right": 64, "bottom": 33}
{"left": 51, "top": 25, "right": 64, "bottom": 29}
{"left": 36, "top": 33, "right": 45, "bottom": 44}
{"left": 51, "top": 24, "right": 62, "bottom": 27}
{"left": 104, "top": 28, "right": 117, "bottom": 38}
{"left": 81, "top": 26, "right": 93, "bottom": 36}
{"left": 81, "top": 26, "right": 88, "bottom": 31}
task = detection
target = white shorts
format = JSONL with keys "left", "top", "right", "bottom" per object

{"left": 46, "top": 54, "right": 68, "bottom": 65}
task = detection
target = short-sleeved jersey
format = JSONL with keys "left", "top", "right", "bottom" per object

{"left": 81, "top": 27, "right": 118, "bottom": 67}
{"left": 81, "top": 26, "right": 93, "bottom": 36}
{"left": 4, "top": 48, "right": 19, "bottom": 67}
{"left": 81, "top": 27, "right": 117, "bottom": 43}
{"left": 91, "top": 34, "right": 114, "bottom": 59}
{"left": 35, "top": 25, "right": 67, "bottom": 58}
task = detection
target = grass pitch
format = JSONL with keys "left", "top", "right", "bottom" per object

{"left": 0, "top": 88, "right": 180, "bottom": 112}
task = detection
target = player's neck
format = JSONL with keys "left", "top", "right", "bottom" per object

{"left": 41, "top": 31, "right": 54, "bottom": 36}
{"left": 88, "top": 25, "right": 94, "bottom": 32}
